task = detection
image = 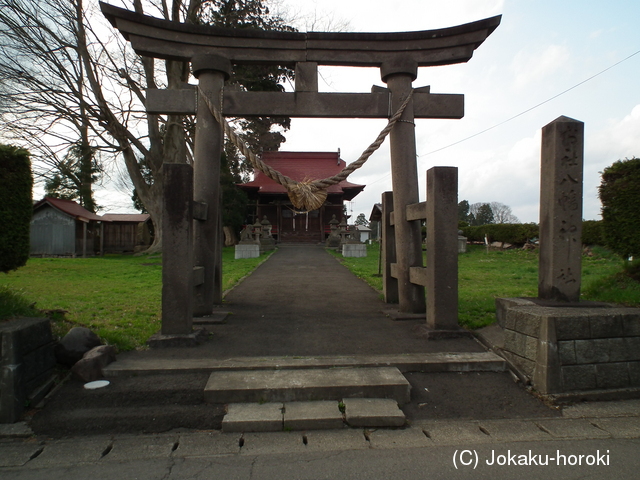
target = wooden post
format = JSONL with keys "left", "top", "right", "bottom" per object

{"left": 426, "top": 167, "right": 459, "bottom": 329}
{"left": 99, "top": 222, "right": 104, "bottom": 256}
{"left": 381, "top": 191, "right": 398, "bottom": 303}
{"left": 191, "top": 54, "right": 231, "bottom": 316}
{"left": 382, "top": 61, "right": 426, "bottom": 313}
{"left": 82, "top": 222, "right": 87, "bottom": 258}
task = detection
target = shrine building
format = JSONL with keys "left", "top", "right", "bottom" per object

{"left": 238, "top": 151, "right": 364, "bottom": 244}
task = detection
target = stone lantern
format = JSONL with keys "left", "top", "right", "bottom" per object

{"left": 252, "top": 220, "right": 262, "bottom": 243}
{"left": 260, "top": 216, "right": 276, "bottom": 252}
{"left": 325, "top": 214, "right": 341, "bottom": 248}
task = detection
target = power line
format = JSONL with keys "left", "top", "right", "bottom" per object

{"left": 418, "top": 48, "right": 640, "bottom": 158}
{"left": 365, "top": 48, "right": 640, "bottom": 188}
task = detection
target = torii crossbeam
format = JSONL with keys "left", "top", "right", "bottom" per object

{"left": 100, "top": 2, "right": 500, "bottom": 340}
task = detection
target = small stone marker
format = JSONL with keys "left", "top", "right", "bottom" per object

{"left": 538, "top": 116, "right": 584, "bottom": 302}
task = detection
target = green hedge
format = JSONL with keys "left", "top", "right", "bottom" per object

{"left": 0, "top": 145, "right": 33, "bottom": 273}
{"left": 461, "top": 220, "right": 608, "bottom": 247}
{"left": 461, "top": 223, "right": 539, "bottom": 245}
{"left": 599, "top": 158, "right": 640, "bottom": 259}
{"left": 581, "top": 220, "right": 605, "bottom": 246}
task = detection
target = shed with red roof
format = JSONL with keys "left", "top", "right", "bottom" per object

{"left": 30, "top": 197, "right": 103, "bottom": 256}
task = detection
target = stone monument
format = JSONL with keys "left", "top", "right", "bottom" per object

{"left": 342, "top": 224, "right": 367, "bottom": 258}
{"left": 235, "top": 223, "right": 260, "bottom": 259}
{"left": 495, "top": 116, "right": 640, "bottom": 399}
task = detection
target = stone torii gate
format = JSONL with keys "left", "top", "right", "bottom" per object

{"left": 101, "top": 2, "right": 500, "bottom": 342}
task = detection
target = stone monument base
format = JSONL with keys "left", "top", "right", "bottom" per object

{"left": 260, "top": 238, "right": 276, "bottom": 253}
{"left": 495, "top": 297, "right": 640, "bottom": 399}
{"left": 147, "top": 328, "right": 209, "bottom": 348}
{"left": 412, "top": 324, "right": 474, "bottom": 340}
{"left": 342, "top": 243, "right": 367, "bottom": 258}
{"left": 235, "top": 244, "right": 260, "bottom": 259}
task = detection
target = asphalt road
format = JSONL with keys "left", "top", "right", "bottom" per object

{"left": 1, "top": 436, "right": 638, "bottom": 480}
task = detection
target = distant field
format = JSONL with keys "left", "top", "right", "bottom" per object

{"left": 331, "top": 243, "right": 638, "bottom": 329}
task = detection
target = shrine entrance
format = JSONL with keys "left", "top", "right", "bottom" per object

{"left": 101, "top": 2, "right": 500, "bottom": 341}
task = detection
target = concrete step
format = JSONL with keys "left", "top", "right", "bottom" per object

{"left": 103, "top": 352, "right": 506, "bottom": 377}
{"left": 204, "top": 367, "right": 411, "bottom": 404}
{"left": 221, "top": 398, "right": 406, "bottom": 432}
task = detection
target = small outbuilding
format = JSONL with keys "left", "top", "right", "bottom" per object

{"left": 101, "top": 213, "right": 152, "bottom": 253}
{"left": 30, "top": 197, "right": 103, "bottom": 257}
{"left": 368, "top": 203, "right": 382, "bottom": 241}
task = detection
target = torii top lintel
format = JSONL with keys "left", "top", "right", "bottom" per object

{"left": 100, "top": 2, "right": 500, "bottom": 68}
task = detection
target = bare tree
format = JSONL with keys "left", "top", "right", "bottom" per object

{"left": 489, "top": 201, "right": 520, "bottom": 224}
{"left": 0, "top": 0, "right": 294, "bottom": 252}
{"left": 0, "top": 0, "right": 103, "bottom": 212}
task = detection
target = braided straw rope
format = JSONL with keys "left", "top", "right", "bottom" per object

{"left": 198, "top": 86, "right": 414, "bottom": 211}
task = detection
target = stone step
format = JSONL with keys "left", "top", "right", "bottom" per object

{"left": 103, "top": 351, "right": 506, "bottom": 377}
{"left": 204, "top": 367, "right": 411, "bottom": 405}
{"left": 221, "top": 398, "right": 406, "bottom": 432}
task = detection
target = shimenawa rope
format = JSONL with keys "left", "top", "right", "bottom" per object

{"left": 197, "top": 86, "right": 414, "bottom": 211}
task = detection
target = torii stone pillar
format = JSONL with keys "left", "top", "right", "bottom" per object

{"left": 382, "top": 60, "right": 426, "bottom": 313}
{"left": 191, "top": 55, "right": 231, "bottom": 315}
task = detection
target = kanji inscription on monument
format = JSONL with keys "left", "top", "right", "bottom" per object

{"left": 538, "top": 116, "right": 584, "bottom": 302}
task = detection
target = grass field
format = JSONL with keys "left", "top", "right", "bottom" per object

{"left": 0, "top": 248, "right": 271, "bottom": 351}
{"left": 331, "top": 243, "right": 639, "bottom": 329}
{"left": 1, "top": 243, "right": 637, "bottom": 351}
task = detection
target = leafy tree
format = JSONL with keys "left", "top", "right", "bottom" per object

{"left": 469, "top": 202, "right": 494, "bottom": 226}
{"left": 221, "top": 143, "right": 250, "bottom": 235}
{"left": 599, "top": 157, "right": 640, "bottom": 259}
{"left": 44, "top": 142, "right": 102, "bottom": 212}
{"left": 0, "top": 145, "right": 32, "bottom": 273}
{"left": 354, "top": 213, "right": 369, "bottom": 227}
{"left": 458, "top": 200, "right": 471, "bottom": 224}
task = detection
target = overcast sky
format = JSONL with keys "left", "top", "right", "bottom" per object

{"left": 271, "top": 0, "right": 640, "bottom": 223}
{"left": 93, "top": 0, "right": 639, "bottom": 223}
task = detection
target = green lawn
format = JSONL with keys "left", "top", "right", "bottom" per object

{"left": 2, "top": 243, "right": 637, "bottom": 351}
{"left": 0, "top": 248, "right": 271, "bottom": 351}
{"left": 331, "top": 243, "right": 638, "bottom": 329}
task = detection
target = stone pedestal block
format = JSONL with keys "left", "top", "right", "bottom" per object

{"left": 1, "top": 318, "right": 56, "bottom": 423}
{"left": 496, "top": 297, "right": 640, "bottom": 397}
{"left": 342, "top": 244, "right": 367, "bottom": 258}
{"left": 235, "top": 244, "right": 260, "bottom": 259}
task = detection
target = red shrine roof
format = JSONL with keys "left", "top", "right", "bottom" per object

{"left": 34, "top": 197, "right": 103, "bottom": 222}
{"left": 238, "top": 151, "right": 365, "bottom": 201}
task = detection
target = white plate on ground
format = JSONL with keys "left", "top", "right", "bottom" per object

{"left": 83, "top": 380, "right": 110, "bottom": 390}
